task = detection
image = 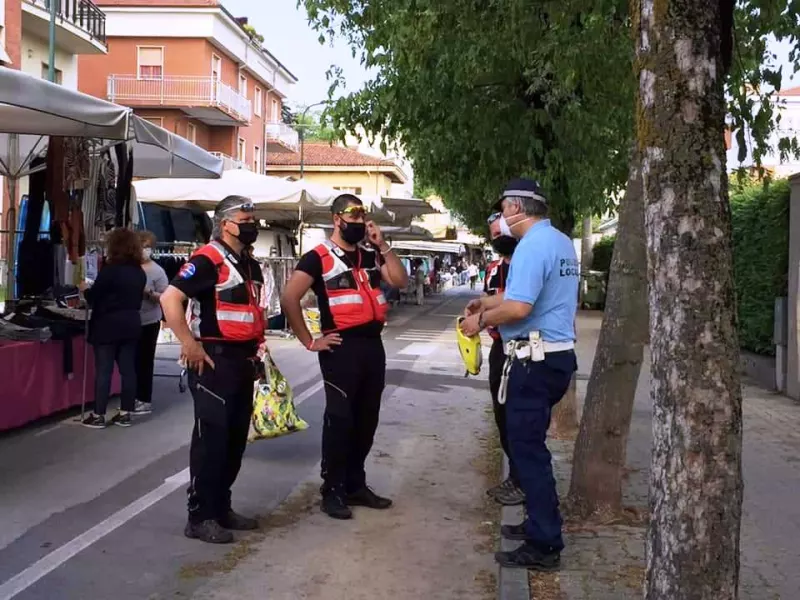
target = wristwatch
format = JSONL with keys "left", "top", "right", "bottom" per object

{"left": 478, "top": 312, "right": 486, "bottom": 331}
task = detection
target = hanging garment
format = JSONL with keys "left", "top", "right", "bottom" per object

{"left": 260, "top": 261, "right": 281, "bottom": 317}
{"left": 121, "top": 148, "right": 134, "bottom": 227}
{"left": 114, "top": 143, "right": 128, "bottom": 227}
{"left": 23, "top": 158, "right": 47, "bottom": 243}
{"left": 66, "top": 190, "right": 85, "bottom": 264}
{"left": 63, "top": 137, "right": 90, "bottom": 191}
{"left": 46, "top": 137, "right": 69, "bottom": 224}
{"left": 94, "top": 153, "right": 117, "bottom": 231}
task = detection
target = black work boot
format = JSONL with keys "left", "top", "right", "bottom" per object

{"left": 500, "top": 522, "right": 528, "bottom": 541}
{"left": 321, "top": 491, "right": 353, "bottom": 520}
{"left": 494, "top": 480, "right": 525, "bottom": 506}
{"left": 184, "top": 519, "right": 234, "bottom": 544}
{"left": 219, "top": 510, "right": 259, "bottom": 531}
{"left": 495, "top": 544, "right": 561, "bottom": 572}
{"left": 347, "top": 486, "right": 393, "bottom": 510}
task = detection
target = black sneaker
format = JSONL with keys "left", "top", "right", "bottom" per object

{"left": 81, "top": 413, "right": 107, "bottom": 429}
{"left": 494, "top": 481, "right": 525, "bottom": 506}
{"left": 219, "top": 510, "right": 258, "bottom": 531}
{"left": 500, "top": 522, "right": 527, "bottom": 541}
{"left": 321, "top": 493, "right": 353, "bottom": 520}
{"left": 347, "top": 486, "right": 393, "bottom": 510}
{"left": 487, "top": 478, "right": 515, "bottom": 498}
{"left": 110, "top": 412, "right": 132, "bottom": 428}
{"left": 495, "top": 544, "right": 561, "bottom": 572}
{"left": 133, "top": 400, "right": 152, "bottom": 415}
{"left": 184, "top": 519, "right": 234, "bottom": 544}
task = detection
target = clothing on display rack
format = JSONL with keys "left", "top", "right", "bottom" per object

{"left": 46, "top": 137, "right": 69, "bottom": 225}
{"left": 114, "top": 146, "right": 134, "bottom": 227}
{"left": 6, "top": 304, "right": 86, "bottom": 376}
{"left": 92, "top": 151, "right": 117, "bottom": 232}
{"left": 66, "top": 190, "right": 86, "bottom": 264}
{"left": 260, "top": 262, "right": 281, "bottom": 318}
{"left": 64, "top": 137, "right": 91, "bottom": 191}
{"left": 153, "top": 253, "right": 188, "bottom": 283}
{"left": 0, "top": 315, "right": 52, "bottom": 342}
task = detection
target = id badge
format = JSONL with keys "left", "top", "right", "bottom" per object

{"left": 529, "top": 331, "right": 545, "bottom": 362}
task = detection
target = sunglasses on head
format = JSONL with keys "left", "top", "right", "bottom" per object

{"left": 338, "top": 205, "right": 368, "bottom": 218}
{"left": 487, "top": 212, "right": 501, "bottom": 224}
{"left": 224, "top": 201, "right": 255, "bottom": 214}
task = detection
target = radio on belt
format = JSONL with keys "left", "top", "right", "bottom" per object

{"left": 528, "top": 331, "right": 545, "bottom": 362}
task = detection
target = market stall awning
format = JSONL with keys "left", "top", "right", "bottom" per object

{"left": 127, "top": 115, "right": 223, "bottom": 179}
{"left": 0, "top": 66, "right": 131, "bottom": 177}
{"left": 315, "top": 223, "right": 434, "bottom": 242}
{"left": 391, "top": 240, "right": 466, "bottom": 254}
{"left": 381, "top": 197, "right": 438, "bottom": 219}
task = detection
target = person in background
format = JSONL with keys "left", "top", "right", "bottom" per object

{"left": 80, "top": 228, "right": 146, "bottom": 429}
{"left": 468, "top": 261, "right": 479, "bottom": 290}
{"left": 414, "top": 258, "right": 426, "bottom": 306}
{"left": 135, "top": 230, "right": 169, "bottom": 415}
{"left": 461, "top": 178, "right": 578, "bottom": 572}
{"left": 281, "top": 194, "right": 408, "bottom": 520}
{"left": 160, "top": 196, "right": 265, "bottom": 545}
{"left": 483, "top": 213, "right": 523, "bottom": 506}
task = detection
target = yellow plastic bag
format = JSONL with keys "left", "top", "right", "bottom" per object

{"left": 250, "top": 355, "right": 309, "bottom": 441}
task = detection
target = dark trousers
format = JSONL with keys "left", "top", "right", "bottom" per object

{"left": 93, "top": 340, "right": 137, "bottom": 416}
{"left": 488, "top": 337, "right": 519, "bottom": 485}
{"left": 136, "top": 322, "right": 160, "bottom": 404}
{"left": 187, "top": 343, "right": 256, "bottom": 523}
{"left": 505, "top": 350, "right": 576, "bottom": 553}
{"left": 318, "top": 335, "right": 386, "bottom": 494}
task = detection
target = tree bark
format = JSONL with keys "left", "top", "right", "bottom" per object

{"left": 567, "top": 151, "right": 648, "bottom": 520}
{"left": 636, "top": 2, "right": 743, "bottom": 599}
{"left": 549, "top": 374, "right": 578, "bottom": 439}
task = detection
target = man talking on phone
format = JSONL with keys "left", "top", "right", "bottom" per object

{"left": 281, "top": 194, "right": 408, "bottom": 520}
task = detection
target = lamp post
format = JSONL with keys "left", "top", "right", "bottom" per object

{"left": 298, "top": 100, "right": 329, "bottom": 179}
{"left": 48, "top": 0, "right": 58, "bottom": 82}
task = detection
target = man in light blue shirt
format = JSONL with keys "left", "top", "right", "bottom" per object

{"left": 461, "top": 178, "right": 578, "bottom": 572}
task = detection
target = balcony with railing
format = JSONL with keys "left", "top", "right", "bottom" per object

{"left": 107, "top": 76, "right": 252, "bottom": 125}
{"left": 210, "top": 152, "right": 250, "bottom": 172}
{"left": 265, "top": 121, "right": 300, "bottom": 153}
{"left": 22, "top": 0, "right": 107, "bottom": 55}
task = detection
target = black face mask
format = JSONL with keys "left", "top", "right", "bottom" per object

{"left": 491, "top": 235, "right": 518, "bottom": 257}
{"left": 234, "top": 222, "right": 259, "bottom": 246}
{"left": 340, "top": 221, "right": 366, "bottom": 245}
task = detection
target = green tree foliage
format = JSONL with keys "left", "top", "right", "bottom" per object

{"left": 731, "top": 178, "right": 790, "bottom": 355}
{"left": 590, "top": 235, "right": 616, "bottom": 272}
{"left": 299, "top": 0, "right": 800, "bottom": 231}
{"left": 292, "top": 109, "right": 338, "bottom": 143}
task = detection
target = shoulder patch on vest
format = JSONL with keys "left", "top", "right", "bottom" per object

{"left": 178, "top": 263, "right": 196, "bottom": 279}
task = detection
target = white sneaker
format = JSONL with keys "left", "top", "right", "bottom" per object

{"left": 133, "top": 400, "right": 152, "bottom": 415}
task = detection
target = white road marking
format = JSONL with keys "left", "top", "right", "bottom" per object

{"left": 397, "top": 343, "right": 439, "bottom": 356}
{"left": 0, "top": 377, "right": 326, "bottom": 600}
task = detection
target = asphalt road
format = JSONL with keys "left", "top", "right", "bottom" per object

{"left": 0, "top": 288, "right": 478, "bottom": 600}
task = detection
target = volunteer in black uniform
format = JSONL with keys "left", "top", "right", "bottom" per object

{"left": 160, "top": 195, "right": 265, "bottom": 544}
{"left": 281, "top": 194, "right": 408, "bottom": 519}
{"left": 483, "top": 213, "right": 523, "bottom": 506}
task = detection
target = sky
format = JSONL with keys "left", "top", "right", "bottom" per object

{"left": 222, "top": 0, "right": 372, "bottom": 109}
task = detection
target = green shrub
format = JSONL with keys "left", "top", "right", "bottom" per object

{"left": 590, "top": 235, "right": 616, "bottom": 272}
{"left": 730, "top": 179, "right": 790, "bottom": 356}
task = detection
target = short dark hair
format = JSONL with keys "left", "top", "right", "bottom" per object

{"left": 331, "top": 193, "right": 362, "bottom": 215}
{"left": 106, "top": 228, "right": 143, "bottom": 265}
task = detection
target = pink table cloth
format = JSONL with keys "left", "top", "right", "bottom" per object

{"left": 0, "top": 336, "right": 119, "bottom": 431}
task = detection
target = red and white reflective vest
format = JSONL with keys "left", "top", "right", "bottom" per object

{"left": 314, "top": 240, "right": 388, "bottom": 332}
{"left": 485, "top": 259, "right": 506, "bottom": 341}
{"left": 188, "top": 241, "right": 264, "bottom": 342}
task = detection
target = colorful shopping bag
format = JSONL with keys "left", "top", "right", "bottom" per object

{"left": 250, "top": 355, "right": 309, "bottom": 441}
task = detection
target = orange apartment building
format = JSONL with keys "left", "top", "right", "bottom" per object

{"left": 77, "top": 0, "right": 299, "bottom": 172}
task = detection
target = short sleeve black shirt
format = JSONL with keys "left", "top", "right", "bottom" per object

{"left": 484, "top": 260, "right": 510, "bottom": 296}
{"left": 295, "top": 243, "right": 384, "bottom": 337}
{"left": 169, "top": 242, "right": 263, "bottom": 340}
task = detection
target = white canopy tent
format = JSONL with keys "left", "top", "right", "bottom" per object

{"left": 391, "top": 240, "right": 467, "bottom": 254}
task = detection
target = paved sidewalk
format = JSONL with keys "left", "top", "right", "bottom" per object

{"left": 520, "top": 312, "right": 800, "bottom": 599}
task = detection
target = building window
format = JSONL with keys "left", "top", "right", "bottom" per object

{"left": 239, "top": 73, "right": 247, "bottom": 98}
{"left": 271, "top": 98, "right": 280, "bottom": 121}
{"left": 187, "top": 123, "right": 197, "bottom": 144}
{"left": 142, "top": 116, "right": 164, "bottom": 127}
{"left": 211, "top": 54, "right": 221, "bottom": 81}
{"left": 333, "top": 186, "right": 362, "bottom": 195}
{"left": 138, "top": 47, "right": 164, "bottom": 80}
{"left": 254, "top": 86, "right": 262, "bottom": 117}
{"left": 237, "top": 138, "right": 246, "bottom": 163}
{"left": 41, "top": 63, "right": 63, "bottom": 84}
{"left": 254, "top": 146, "right": 261, "bottom": 173}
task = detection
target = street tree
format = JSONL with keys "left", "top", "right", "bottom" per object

{"left": 636, "top": 1, "right": 742, "bottom": 597}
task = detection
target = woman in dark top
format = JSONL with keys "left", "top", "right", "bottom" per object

{"left": 80, "top": 228, "right": 146, "bottom": 429}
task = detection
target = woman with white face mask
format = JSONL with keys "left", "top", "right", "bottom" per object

{"left": 135, "top": 230, "right": 169, "bottom": 415}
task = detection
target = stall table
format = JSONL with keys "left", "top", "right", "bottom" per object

{"left": 0, "top": 335, "right": 119, "bottom": 431}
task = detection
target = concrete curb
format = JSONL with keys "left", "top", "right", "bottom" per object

{"left": 497, "top": 456, "right": 530, "bottom": 600}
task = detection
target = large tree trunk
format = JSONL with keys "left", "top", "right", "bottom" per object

{"left": 567, "top": 151, "right": 647, "bottom": 520}
{"left": 636, "top": 2, "right": 743, "bottom": 599}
